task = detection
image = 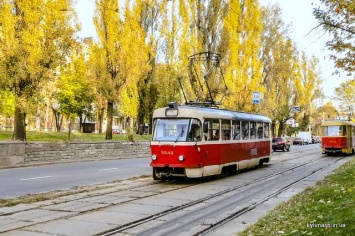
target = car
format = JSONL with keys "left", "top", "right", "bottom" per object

{"left": 112, "top": 129, "right": 125, "bottom": 134}
{"left": 272, "top": 137, "right": 290, "bottom": 152}
{"left": 293, "top": 137, "right": 304, "bottom": 145}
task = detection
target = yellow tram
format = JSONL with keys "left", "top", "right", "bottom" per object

{"left": 321, "top": 120, "right": 355, "bottom": 155}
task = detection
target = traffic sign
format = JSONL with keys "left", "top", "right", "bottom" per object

{"left": 292, "top": 106, "right": 300, "bottom": 112}
{"left": 252, "top": 92, "right": 260, "bottom": 104}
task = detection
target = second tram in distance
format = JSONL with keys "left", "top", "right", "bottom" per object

{"left": 321, "top": 120, "right": 355, "bottom": 155}
{"left": 150, "top": 102, "right": 272, "bottom": 179}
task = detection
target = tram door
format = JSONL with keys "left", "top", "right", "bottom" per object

{"left": 249, "top": 122, "right": 259, "bottom": 167}
{"left": 346, "top": 125, "right": 352, "bottom": 153}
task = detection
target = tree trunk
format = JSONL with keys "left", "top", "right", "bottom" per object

{"left": 148, "top": 112, "right": 153, "bottom": 134}
{"left": 52, "top": 108, "right": 63, "bottom": 132}
{"left": 36, "top": 105, "right": 41, "bottom": 132}
{"left": 13, "top": 106, "right": 26, "bottom": 141}
{"left": 105, "top": 101, "right": 113, "bottom": 140}
{"left": 137, "top": 110, "right": 145, "bottom": 135}
{"left": 68, "top": 119, "right": 71, "bottom": 141}
{"left": 98, "top": 107, "right": 104, "bottom": 134}
{"left": 277, "top": 122, "right": 285, "bottom": 137}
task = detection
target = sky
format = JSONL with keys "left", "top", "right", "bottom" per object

{"left": 75, "top": 0, "right": 351, "bottom": 108}
{"left": 259, "top": 0, "right": 352, "bottom": 108}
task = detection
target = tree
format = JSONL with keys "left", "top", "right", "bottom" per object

{"left": 87, "top": 44, "right": 108, "bottom": 134}
{"left": 261, "top": 4, "right": 298, "bottom": 136}
{"left": 313, "top": 0, "right": 355, "bottom": 75}
{"left": 94, "top": 0, "right": 149, "bottom": 140}
{"left": 222, "top": 0, "right": 265, "bottom": 112}
{"left": 313, "top": 101, "right": 338, "bottom": 134}
{"left": 261, "top": 4, "right": 322, "bottom": 136}
{"left": 333, "top": 79, "right": 355, "bottom": 114}
{"left": 177, "top": 0, "right": 228, "bottom": 103}
{"left": 135, "top": 0, "right": 160, "bottom": 134}
{"left": 0, "top": 90, "right": 15, "bottom": 119}
{"left": 0, "top": 0, "right": 78, "bottom": 141}
{"left": 55, "top": 55, "right": 95, "bottom": 140}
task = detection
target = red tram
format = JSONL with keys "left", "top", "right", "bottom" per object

{"left": 321, "top": 120, "right": 355, "bottom": 155}
{"left": 150, "top": 102, "right": 272, "bottom": 179}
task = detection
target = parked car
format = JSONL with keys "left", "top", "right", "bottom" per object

{"left": 112, "top": 129, "right": 126, "bottom": 134}
{"left": 272, "top": 137, "right": 290, "bottom": 152}
{"left": 313, "top": 136, "right": 321, "bottom": 143}
{"left": 293, "top": 137, "right": 304, "bottom": 145}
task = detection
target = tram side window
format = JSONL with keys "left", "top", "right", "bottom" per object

{"left": 250, "top": 122, "right": 256, "bottom": 139}
{"left": 232, "top": 120, "right": 241, "bottom": 140}
{"left": 205, "top": 119, "right": 220, "bottom": 141}
{"left": 257, "top": 123, "right": 263, "bottom": 139}
{"left": 263, "top": 123, "right": 270, "bottom": 138}
{"left": 242, "top": 121, "right": 249, "bottom": 140}
{"left": 221, "top": 120, "right": 231, "bottom": 140}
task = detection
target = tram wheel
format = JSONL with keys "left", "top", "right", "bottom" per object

{"left": 152, "top": 168, "right": 157, "bottom": 180}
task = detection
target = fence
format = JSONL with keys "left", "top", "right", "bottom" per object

{"left": 0, "top": 141, "right": 150, "bottom": 168}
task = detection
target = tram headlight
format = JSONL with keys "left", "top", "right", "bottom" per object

{"left": 178, "top": 155, "right": 185, "bottom": 162}
{"left": 151, "top": 154, "right": 157, "bottom": 161}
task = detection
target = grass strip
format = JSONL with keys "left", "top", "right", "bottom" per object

{"left": 238, "top": 157, "right": 355, "bottom": 236}
{"left": 0, "top": 175, "right": 151, "bottom": 208}
{"left": 0, "top": 131, "right": 151, "bottom": 142}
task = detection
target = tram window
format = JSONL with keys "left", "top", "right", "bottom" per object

{"left": 205, "top": 119, "right": 220, "bottom": 141}
{"left": 250, "top": 122, "right": 256, "bottom": 139}
{"left": 323, "top": 126, "right": 346, "bottom": 136}
{"left": 187, "top": 119, "right": 202, "bottom": 141}
{"left": 152, "top": 118, "right": 190, "bottom": 141}
{"left": 221, "top": 120, "right": 231, "bottom": 140}
{"left": 257, "top": 123, "right": 263, "bottom": 139}
{"left": 232, "top": 120, "right": 241, "bottom": 140}
{"left": 242, "top": 121, "right": 249, "bottom": 140}
{"left": 263, "top": 123, "right": 270, "bottom": 138}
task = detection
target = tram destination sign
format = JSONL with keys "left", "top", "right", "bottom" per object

{"left": 165, "top": 108, "right": 178, "bottom": 116}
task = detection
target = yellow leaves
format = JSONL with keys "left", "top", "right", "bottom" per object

{"left": 119, "top": 83, "right": 138, "bottom": 118}
{"left": 220, "top": 0, "right": 265, "bottom": 112}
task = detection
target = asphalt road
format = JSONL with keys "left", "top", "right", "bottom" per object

{"left": 0, "top": 143, "right": 320, "bottom": 199}
{"left": 0, "top": 158, "right": 151, "bottom": 199}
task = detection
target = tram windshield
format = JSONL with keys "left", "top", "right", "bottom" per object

{"left": 152, "top": 118, "right": 202, "bottom": 142}
{"left": 322, "top": 125, "right": 346, "bottom": 136}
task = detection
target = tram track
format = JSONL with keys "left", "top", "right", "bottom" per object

{"left": 97, "top": 152, "right": 344, "bottom": 236}
{"left": 2, "top": 146, "right": 348, "bottom": 236}
{"left": 197, "top": 156, "right": 347, "bottom": 236}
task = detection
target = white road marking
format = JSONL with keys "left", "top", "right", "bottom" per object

{"left": 98, "top": 168, "right": 119, "bottom": 172}
{"left": 20, "top": 176, "right": 53, "bottom": 181}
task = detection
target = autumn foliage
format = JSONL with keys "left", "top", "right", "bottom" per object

{"left": 0, "top": 0, "right": 332, "bottom": 140}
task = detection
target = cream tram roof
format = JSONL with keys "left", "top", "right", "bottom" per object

{"left": 153, "top": 105, "right": 271, "bottom": 123}
{"left": 321, "top": 120, "right": 355, "bottom": 127}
